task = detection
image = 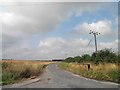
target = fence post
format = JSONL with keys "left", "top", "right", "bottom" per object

{"left": 87, "top": 64, "right": 90, "bottom": 71}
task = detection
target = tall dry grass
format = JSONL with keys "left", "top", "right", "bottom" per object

{"left": 59, "top": 62, "right": 119, "bottom": 83}
{"left": 1, "top": 60, "right": 54, "bottom": 85}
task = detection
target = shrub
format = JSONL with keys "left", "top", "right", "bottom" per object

{"left": 91, "top": 48, "right": 118, "bottom": 64}
{"left": 81, "top": 54, "right": 91, "bottom": 62}
{"left": 64, "top": 48, "right": 118, "bottom": 64}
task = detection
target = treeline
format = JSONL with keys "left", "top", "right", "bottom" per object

{"left": 64, "top": 48, "right": 119, "bottom": 64}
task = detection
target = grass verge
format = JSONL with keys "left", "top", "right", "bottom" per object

{"left": 58, "top": 62, "right": 120, "bottom": 83}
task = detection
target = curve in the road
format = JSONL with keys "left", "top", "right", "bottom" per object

{"left": 3, "top": 63, "right": 119, "bottom": 88}
{"left": 46, "top": 63, "right": 119, "bottom": 88}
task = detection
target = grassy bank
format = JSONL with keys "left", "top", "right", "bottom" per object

{"left": 58, "top": 62, "right": 120, "bottom": 83}
{"left": 1, "top": 60, "right": 53, "bottom": 85}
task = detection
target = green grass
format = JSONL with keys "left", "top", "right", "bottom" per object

{"left": 2, "top": 72, "right": 20, "bottom": 85}
{"left": 58, "top": 62, "right": 120, "bottom": 83}
{"left": 0, "top": 63, "right": 2, "bottom": 85}
{"left": 107, "top": 70, "right": 120, "bottom": 82}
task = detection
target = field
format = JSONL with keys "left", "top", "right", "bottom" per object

{"left": 58, "top": 62, "right": 120, "bottom": 83}
{"left": 0, "top": 60, "right": 54, "bottom": 85}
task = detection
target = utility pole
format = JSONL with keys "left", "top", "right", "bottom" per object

{"left": 89, "top": 30, "right": 100, "bottom": 52}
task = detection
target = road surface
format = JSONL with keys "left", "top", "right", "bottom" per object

{"left": 3, "top": 63, "right": 119, "bottom": 88}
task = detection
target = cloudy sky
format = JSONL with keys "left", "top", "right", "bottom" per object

{"left": 1, "top": 1, "right": 119, "bottom": 60}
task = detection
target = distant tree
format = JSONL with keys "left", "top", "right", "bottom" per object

{"left": 91, "top": 48, "right": 118, "bottom": 64}
{"left": 64, "top": 48, "right": 118, "bottom": 64}
{"left": 81, "top": 54, "right": 91, "bottom": 62}
{"left": 74, "top": 56, "right": 81, "bottom": 63}
{"left": 64, "top": 57, "right": 74, "bottom": 63}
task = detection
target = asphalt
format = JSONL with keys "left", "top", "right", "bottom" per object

{"left": 3, "top": 63, "right": 119, "bottom": 88}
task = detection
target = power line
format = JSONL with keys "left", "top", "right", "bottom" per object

{"left": 89, "top": 30, "right": 100, "bottom": 52}
{"left": 87, "top": 37, "right": 93, "bottom": 47}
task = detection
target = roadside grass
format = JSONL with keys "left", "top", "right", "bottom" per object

{"left": 58, "top": 62, "right": 120, "bottom": 83}
{"left": 1, "top": 60, "right": 53, "bottom": 85}
{"left": 0, "top": 63, "right": 2, "bottom": 85}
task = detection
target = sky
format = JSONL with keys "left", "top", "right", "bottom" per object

{"left": 0, "top": 1, "right": 119, "bottom": 60}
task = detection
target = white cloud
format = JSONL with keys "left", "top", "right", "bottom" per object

{"left": 38, "top": 37, "right": 91, "bottom": 58}
{"left": 2, "top": 2, "right": 104, "bottom": 50}
{"left": 2, "top": 12, "right": 25, "bottom": 26}
{"left": 39, "top": 37, "right": 66, "bottom": 51}
{"left": 2, "top": 36, "right": 118, "bottom": 59}
{"left": 2, "top": 12, "right": 27, "bottom": 37}
{"left": 73, "top": 19, "right": 113, "bottom": 36}
{"left": 39, "top": 37, "right": 89, "bottom": 50}
{"left": 38, "top": 37, "right": 118, "bottom": 59}
{"left": 3, "top": 37, "right": 90, "bottom": 59}
{"left": 98, "top": 39, "right": 118, "bottom": 51}
{"left": 1, "top": 2, "right": 118, "bottom": 60}
{"left": 68, "top": 38, "right": 89, "bottom": 49}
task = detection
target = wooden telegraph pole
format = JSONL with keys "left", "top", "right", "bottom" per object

{"left": 89, "top": 30, "right": 100, "bottom": 52}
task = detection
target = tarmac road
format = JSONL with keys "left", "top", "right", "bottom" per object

{"left": 3, "top": 63, "right": 119, "bottom": 88}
